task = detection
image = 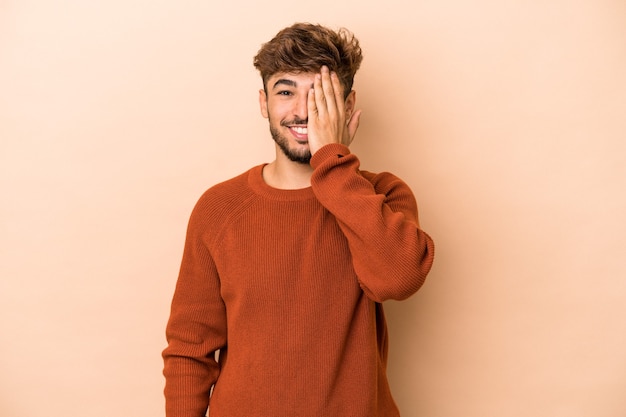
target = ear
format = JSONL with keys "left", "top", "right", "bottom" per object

{"left": 344, "top": 90, "right": 356, "bottom": 119}
{"left": 259, "top": 89, "right": 269, "bottom": 119}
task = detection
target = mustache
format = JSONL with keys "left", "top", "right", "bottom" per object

{"left": 281, "top": 117, "right": 308, "bottom": 126}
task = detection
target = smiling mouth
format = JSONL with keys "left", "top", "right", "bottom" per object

{"left": 290, "top": 126, "right": 308, "bottom": 135}
{"left": 288, "top": 125, "right": 309, "bottom": 143}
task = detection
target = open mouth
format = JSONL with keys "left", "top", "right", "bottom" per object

{"left": 290, "top": 126, "right": 307, "bottom": 135}
{"left": 289, "top": 125, "right": 308, "bottom": 141}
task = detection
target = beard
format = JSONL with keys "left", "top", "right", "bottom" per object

{"left": 269, "top": 118, "right": 311, "bottom": 165}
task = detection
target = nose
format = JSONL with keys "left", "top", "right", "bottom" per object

{"left": 293, "top": 94, "right": 308, "bottom": 121}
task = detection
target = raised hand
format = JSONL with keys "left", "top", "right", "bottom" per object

{"left": 307, "top": 66, "right": 361, "bottom": 156}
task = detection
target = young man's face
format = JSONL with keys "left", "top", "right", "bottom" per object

{"left": 259, "top": 72, "right": 316, "bottom": 164}
{"left": 259, "top": 71, "right": 352, "bottom": 164}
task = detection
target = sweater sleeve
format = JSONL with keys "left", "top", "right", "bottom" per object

{"left": 162, "top": 198, "right": 227, "bottom": 417}
{"left": 310, "top": 143, "right": 435, "bottom": 302}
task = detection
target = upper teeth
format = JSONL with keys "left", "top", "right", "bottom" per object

{"left": 292, "top": 126, "right": 308, "bottom": 134}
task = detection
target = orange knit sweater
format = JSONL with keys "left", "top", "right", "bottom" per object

{"left": 162, "top": 144, "right": 434, "bottom": 417}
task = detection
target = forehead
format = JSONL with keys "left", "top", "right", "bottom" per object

{"left": 266, "top": 72, "right": 316, "bottom": 89}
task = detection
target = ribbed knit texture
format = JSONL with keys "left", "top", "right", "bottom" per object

{"left": 163, "top": 144, "right": 435, "bottom": 417}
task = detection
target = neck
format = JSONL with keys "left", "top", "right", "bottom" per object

{"left": 262, "top": 151, "right": 314, "bottom": 190}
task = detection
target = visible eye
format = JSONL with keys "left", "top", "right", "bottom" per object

{"left": 277, "top": 90, "right": 293, "bottom": 96}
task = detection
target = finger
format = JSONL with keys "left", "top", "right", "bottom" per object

{"left": 330, "top": 71, "right": 345, "bottom": 117}
{"left": 313, "top": 72, "right": 327, "bottom": 119}
{"left": 307, "top": 86, "right": 317, "bottom": 119}
{"left": 320, "top": 66, "right": 339, "bottom": 119}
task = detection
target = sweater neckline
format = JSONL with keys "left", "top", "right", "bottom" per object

{"left": 248, "top": 164, "right": 316, "bottom": 201}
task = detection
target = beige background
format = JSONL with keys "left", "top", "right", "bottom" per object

{"left": 1, "top": 0, "right": 625, "bottom": 416}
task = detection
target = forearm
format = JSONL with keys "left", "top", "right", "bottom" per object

{"left": 310, "top": 143, "right": 435, "bottom": 301}
{"left": 163, "top": 293, "right": 225, "bottom": 417}
{"left": 163, "top": 356, "right": 216, "bottom": 417}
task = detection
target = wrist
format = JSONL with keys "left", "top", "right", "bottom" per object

{"left": 310, "top": 143, "right": 351, "bottom": 168}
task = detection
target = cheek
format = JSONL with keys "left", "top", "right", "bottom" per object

{"left": 266, "top": 103, "right": 288, "bottom": 122}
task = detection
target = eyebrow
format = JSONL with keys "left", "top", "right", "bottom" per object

{"left": 271, "top": 79, "right": 314, "bottom": 90}
{"left": 272, "top": 79, "right": 297, "bottom": 89}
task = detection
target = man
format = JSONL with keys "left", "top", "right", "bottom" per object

{"left": 162, "top": 22, "right": 435, "bottom": 417}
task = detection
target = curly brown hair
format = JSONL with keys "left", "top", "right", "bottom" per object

{"left": 253, "top": 23, "right": 363, "bottom": 98}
